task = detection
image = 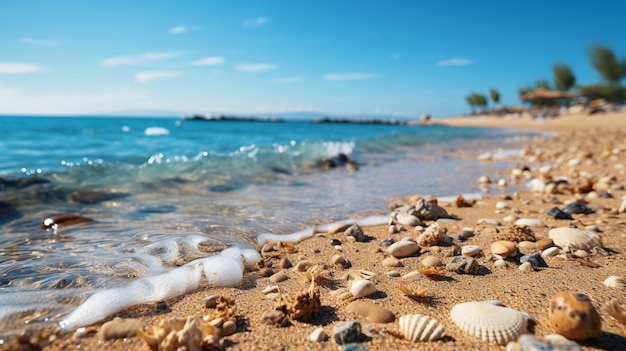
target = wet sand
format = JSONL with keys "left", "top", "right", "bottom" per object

{"left": 8, "top": 111, "right": 626, "bottom": 351}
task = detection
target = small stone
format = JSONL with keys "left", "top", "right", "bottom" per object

{"left": 549, "top": 291, "right": 602, "bottom": 340}
{"left": 262, "top": 310, "right": 290, "bottom": 327}
{"left": 344, "top": 224, "right": 366, "bottom": 242}
{"left": 219, "top": 320, "right": 237, "bottom": 336}
{"left": 382, "top": 256, "right": 403, "bottom": 268}
{"left": 461, "top": 245, "right": 482, "bottom": 257}
{"left": 520, "top": 253, "right": 547, "bottom": 268}
{"left": 388, "top": 241, "right": 420, "bottom": 258}
{"left": 494, "top": 259, "right": 507, "bottom": 268}
{"left": 278, "top": 257, "right": 292, "bottom": 269}
{"left": 350, "top": 279, "right": 377, "bottom": 298}
{"left": 563, "top": 203, "right": 594, "bottom": 215}
{"left": 573, "top": 250, "right": 588, "bottom": 258}
{"left": 293, "top": 260, "right": 314, "bottom": 272}
{"left": 519, "top": 261, "right": 533, "bottom": 272}
{"left": 386, "top": 270, "right": 401, "bottom": 277}
{"left": 332, "top": 254, "right": 351, "bottom": 269}
{"left": 204, "top": 295, "right": 219, "bottom": 308}
{"left": 380, "top": 238, "right": 395, "bottom": 247}
{"left": 503, "top": 214, "right": 518, "bottom": 223}
{"left": 460, "top": 227, "right": 475, "bottom": 238}
{"left": 541, "top": 247, "right": 561, "bottom": 259}
{"left": 310, "top": 327, "right": 328, "bottom": 342}
{"left": 420, "top": 256, "right": 444, "bottom": 268}
{"left": 446, "top": 256, "right": 480, "bottom": 275}
{"left": 495, "top": 201, "right": 510, "bottom": 209}
{"left": 333, "top": 320, "right": 362, "bottom": 345}
{"left": 346, "top": 301, "right": 395, "bottom": 323}
{"left": 402, "top": 271, "right": 423, "bottom": 280}
{"left": 328, "top": 223, "right": 352, "bottom": 234}
{"left": 270, "top": 272, "right": 289, "bottom": 283}
{"left": 491, "top": 240, "right": 517, "bottom": 258}
{"left": 514, "top": 218, "right": 546, "bottom": 227}
{"left": 535, "top": 238, "right": 554, "bottom": 250}
{"left": 547, "top": 207, "right": 574, "bottom": 220}
{"left": 330, "top": 238, "right": 342, "bottom": 246}
{"left": 514, "top": 334, "right": 582, "bottom": 351}
{"left": 518, "top": 241, "right": 536, "bottom": 251}
{"left": 97, "top": 317, "right": 144, "bottom": 340}
{"left": 477, "top": 218, "right": 501, "bottom": 226}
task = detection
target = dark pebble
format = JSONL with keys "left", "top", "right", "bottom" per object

{"left": 563, "top": 202, "right": 594, "bottom": 215}
{"left": 520, "top": 253, "right": 547, "bottom": 268}
{"left": 380, "top": 238, "right": 395, "bottom": 247}
{"left": 40, "top": 213, "right": 94, "bottom": 229}
{"left": 547, "top": 207, "right": 573, "bottom": 220}
{"left": 333, "top": 320, "right": 362, "bottom": 345}
{"left": 330, "top": 238, "right": 342, "bottom": 246}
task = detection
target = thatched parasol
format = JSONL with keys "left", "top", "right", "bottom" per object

{"left": 521, "top": 88, "right": 579, "bottom": 101}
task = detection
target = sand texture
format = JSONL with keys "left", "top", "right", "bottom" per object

{"left": 5, "top": 112, "right": 626, "bottom": 351}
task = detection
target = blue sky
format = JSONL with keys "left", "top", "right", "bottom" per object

{"left": 1, "top": 0, "right": 625, "bottom": 118}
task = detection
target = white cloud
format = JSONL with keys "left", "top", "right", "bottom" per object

{"left": 102, "top": 52, "right": 183, "bottom": 67}
{"left": 192, "top": 57, "right": 225, "bottom": 66}
{"left": 0, "top": 62, "right": 47, "bottom": 74}
{"left": 169, "top": 25, "right": 188, "bottom": 34}
{"left": 20, "top": 37, "right": 57, "bottom": 46}
{"left": 237, "top": 63, "right": 275, "bottom": 72}
{"left": 324, "top": 73, "right": 376, "bottom": 81}
{"left": 135, "top": 70, "right": 183, "bottom": 84}
{"left": 243, "top": 17, "right": 268, "bottom": 28}
{"left": 0, "top": 83, "right": 150, "bottom": 114}
{"left": 436, "top": 58, "right": 472, "bottom": 66}
{"left": 267, "top": 76, "right": 302, "bottom": 84}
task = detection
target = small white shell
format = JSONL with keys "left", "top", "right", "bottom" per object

{"left": 514, "top": 218, "right": 546, "bottom": 227}
{"left": 398, "top": 314, "right": 445, "bottom": 342}
{"left": 349, "top": 279, "right": 377, "bottom": 298}
{"left": 548, "top": 227, "right": 602, "bottom": 251}
{"left": 541, "top": 246, "right": 560, "bottom": 259}
{"left": 604, "top": 276, "right": 626, "bottom": 289}
{"left": 450, "top": 301, "right": 528, "bottom": 345}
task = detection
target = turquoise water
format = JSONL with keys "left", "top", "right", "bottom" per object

{"left": 0, "top": 115, "right": 535, "bottom": 334}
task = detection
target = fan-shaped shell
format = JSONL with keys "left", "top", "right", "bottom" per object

{"left": 603, "top": 276, "right": 626, "bottom": 289}
{"left": 398, "top": 314, "right": 445, "bottom": 342}
{"left": 548, "top": 227, "right": 602, "bottom": 251}
{"left": 450, "top": 301, "right": 528, "bottom": 345}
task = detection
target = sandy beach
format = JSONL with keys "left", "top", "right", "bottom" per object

{"left": 7, "top": 111, "right": 626, "bottom": 351}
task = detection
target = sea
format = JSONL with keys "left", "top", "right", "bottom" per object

{"left": 0, "top": 115, "right": 540, "bottom": 335}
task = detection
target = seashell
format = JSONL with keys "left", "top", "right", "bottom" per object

{"left": 293, "top": 259, "right": 314, "bottom": 272}
{"left": 349, "top": 279, "right": 377, "bottom": 298}
{"left": 548, "top": 227, "right": 602, "bottom": 251}
{"left": 541, "top": 247, "right": 560, "bottom": 259}
{"left": 416, "top": 222, "right": 446, "bottom": 247}
{"left": 461, "top": 245, "right": 482, "bottom": 257}
{"left": 346, "top": 300, "right": 395, "bottom": 323}
{"left": 517, "top": 241, "right": 536, "bottom": 251}
{"left": 549, "top": 291, "right": 602, "bottom": 340}
{"left": 388, "top": 240, "right": 420, "bottom": 258}
{"left": 261, "top": 285, "right": 279, "bottom": 295}
{"left": 450, "top": 301, "right": 528, "bottom": 345}
{"left": 514, "top": 218, "right": 546, "bottom": 227}
{"left": 603, "top": 276, "right": 626, "bottom": 289}
{"left": 491, "top": 240, "right": 517, "bottom": 258}
{"left": 420, "top": 256, "right": 444, "bottom": 268}
{"left": 398, "top": 314, "right": 445, "bottom": 342}
{"left": 269, "top": 271, "right": 289, "bottom": 283}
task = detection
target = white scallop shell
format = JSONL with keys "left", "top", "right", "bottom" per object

{"left": 349, "top": 279, "right": 377, "bottom": 298}
{"left": 604, "top": 276, "right": 626, "bottom": 289}
{"left": 398, "top": 314, "right": 445, "bottom": 342}
{"left": 450, "top": 301, "right": 528, "bottom": 345}
{"left": 548, "top": 227, "right": 602, "bottom": 251}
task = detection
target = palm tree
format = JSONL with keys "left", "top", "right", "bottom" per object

{"left": 553, "top": 63, "right": 576, "bottom": 91}
{"left": 589, "top": 44, "right": 626, "bottom": 85}
{"left": 489, "top": 88, "right": 500, "bottom": 106}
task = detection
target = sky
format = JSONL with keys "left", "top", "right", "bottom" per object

{"left": 1, "top": 0, "right": 625, "bottom": 118}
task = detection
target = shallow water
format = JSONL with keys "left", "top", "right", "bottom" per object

{"left": 0, "top": 115, "right": 539, "bottom": 334}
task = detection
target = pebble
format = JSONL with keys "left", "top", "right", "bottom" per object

{"left": 520, "top": 253, "right": 547, "bottom": 268}
{"left": 333, "top": 320, "right": 362, "bottom": 345}
{"left": 293, "top": 260, "right": 314, "bottom": 272}
{"left": 332, "top": 254, "right": 351, "bottom": 268}
{"left": 477, "top": 218, "right": 501, "bottom": 226}
{"left": 541, "top": 247, "right": 560, "bottom": 259}
{"left": 381, "top": 256, "right": 403, "bottom": 268}
{"left": 549, "top": 291, "right": 602, "bottom": 340}
{"left": 346, "top": 300, "right": 395, "bottom": 323}
{"left": 547, "top": 207, "right": 573, "bottom": 220}
{"left": 345, "top": 224, "right": 366, "bottom": 242}
{"left": 386, "top": 270, "right": 401, "bottom": 277}
{"left": 380, "top": 238, "right": 395, "bottom": 247}
{"left": 563, "top": 203, "right": 594, "bottom": 215}
{"left": 446, "top": 256, "right": 480, "bottom": 275}
{"left": 262, "top": 310, "right": 290, "bottom": 327}
{"left": 388, "top": 240, "right": 420, "bottom": 258}
{"left": 491, "top": 240, "right": 517, "bottom": 258}
{"left": 494, "top": 259, "right": 507, "bottom": 268}
{"left": 460, "top": 227, "right": 475, "bottom": 239}
{"left": 535, "top": 238, "right": 554, "bottom": 250}
{"left": 518, "top": 241, "right": 536, "bottom": 250}
{"left": 514, "top": 218, "right": 546, "bottom": 227}
{"left": 495, "top": 201, "right": 510, "bottom": 209}
{"left": 506, "top": 334, "right": 582, "bottom": 351}
{"left": 220, "top": 320, "right": 237, "bottom": 336}
{"left": 572, "top": 250, "right": 588, "bottom": 258}
{"left": 204, "top": 295, "right": 219, "bottom": 308}
{"left": 310, "top": 327, "right": 328, "bottom": 342}
{"left": 461, "top": 245, "right": 482, "bottom": 257}
{"left": 502, "top": 214, "right": 519, "bottom": 223}
{"left": 350, "top": 279, "right": 377, "bottom": 298}
{"left": 519, "top": 261, "right": 533, "bottom": 272}
{"left": 97, "top": 317, "right": 144, "bottom": 340}
{"left": 402, "top": 271, "right": 423, "bottom": 280}
{"left": 278, "top": 257, "right": 292, "bottom": 269}
{"left": 420, "top": 255, "right": 444, "bottom": 268}
{"left": 269, "top": 272, "right": 289, "bottom": 283}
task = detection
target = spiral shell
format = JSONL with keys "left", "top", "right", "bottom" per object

{"left": 548, "top": 227, "right": 602, "bottom": 251}
{"left": 450, "top": 301, "right": 528, "bottom": 345}
{"left": 398, "top": 314, "right": 445, "bottom": 342}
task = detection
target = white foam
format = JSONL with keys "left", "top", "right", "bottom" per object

{"left": 144, "top": 127, "right": 170, "bottom": 136}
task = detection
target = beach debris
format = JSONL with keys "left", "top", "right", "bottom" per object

{"left": 310, "top": 327, "right": 328, "bottom": 342}
{"left": 388, "top": 240, "right": 420, "bottom": 258}
{"left": 450, "top": 301, "right": 528, "bottom": 345}
{"left": 603, "top": 276, "right": 626, "bottom": 289}
{"left": 40, "top": 213, "right": 94, "bottom": 229}
{"left": 416, "top": 222, "right": 446, "bottom": 247}
{"left": 346, "top": 300, "right": 395, "bottom": 323}
{"left": 505, "top": 334, "right": 582, "bottom": 351}
{"left": 342, "top": 269, "right": 376, "bottom": 281}
{"left": 398, "top": 314, "right": 445, "bottom": 342}
{"left": 548, "top": 291, "right": 602, "bottom": 340}
{"left": 602, "top": 299, "right": 626, "bottom": 325}
{"left": 333, "top": 320, "right": 362, "bottom": 345}
{"left": 414, "top": 197, "right": 450, "bottom": 220}
{"left": 418, "top": 266, "right": 446, "bottom": 280}
{"left": 276, "top": 280, "right": 321, "bottom": 322}
{"left": 548, "top": 227, "right": 603, "bottom": 251}
{"left": 98, "top": 317, "right": 144, "bottom": 340}
{"left": 138, "top": 316, "right": 219, "bottom": 351}
{"left": 446, "top": 256, "right": 480, "bottom": 275}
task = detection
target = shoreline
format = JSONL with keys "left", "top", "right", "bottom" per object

{"left": 6, "top": 112, "right": 626, "bottom": 351}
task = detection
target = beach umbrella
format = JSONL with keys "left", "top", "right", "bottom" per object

{"left": 521, "top": 88, "right": 579, "bottom": 101}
